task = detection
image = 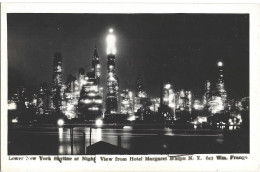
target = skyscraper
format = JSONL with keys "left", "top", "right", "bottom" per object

{"left": 36, "top": 83, "right": 47, "bottom": 115}
{"left": 216, "top": 61, "right": 227, "bottom": 104}
{"left": 17, "top": 86, "right": 28, "bottom": 111}
{"left": 52, "top": 52, "right": 62, "bottom": 112}
{"left": 186, "top": 91, "right": 192, "bottom": 113}
{"left": 134, "top": 76, "right": 147, "bottom": 112}
{"left": 106, "top": 29, "right": 119, "bottom": 114}
{"left": 78, "top": 68, "right": 86, "bottom": 90}
{"left": 207, "top": 61, "right": 227, "bottom": 114}
{"left": 203, "top": 80, "right": 211, "bottom": 107}
{"left": 64, "top": 75, "right": 78, "bottom": 119}
{"left": 78, "top": 46, "right": 103, "bottom": 120}
{"left": 92, "top": 45, "right": 101, "bottom": 86}
{"left": 162, "top": 83, "right": 175, "bottom": 120}
{"left": 120, "top": 89, "right": 134, "bottom": 115}
{"left": 136, "top": 75, "right": 147, "bottom": 98}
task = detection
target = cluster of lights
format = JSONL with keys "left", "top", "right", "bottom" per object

{"left": 209, "top": 96, "right": 224, "bottom": 114}
{"left": 197, "top": 117, "right": 207, "bottom": 124}
{"left": 8, "top": 102, "right": 17, "bottom": 110}
{"left": 137, "top": 91, "right": 147, "bottom": 98}
{"left": 109, "top": 76, "right": 116, "bottom": 81}
{"left": 163, "top": 83, "right": 175, "bottom": 110}
{"left": 110, "top": 110, "right": 117, "bottom": 114}
{"left": 8, "top": 26, "right": 246, "bottom": 131}
{"left": 88, "top": 93, "right": 96, "bottom": 97}
{"left": 11, "top": 118, "right": 18, "bottom": 123}
{"left": 83, "top": 99, "right": 102, "bottom": 104}
{"left": 86, "top": 86, "right": 98, "bottom": 92}
{"left": 127, "top": 115, "right": 136, "bottom": 121}
{"left": 89, "top": 107, "right": 99, "bottom": 111}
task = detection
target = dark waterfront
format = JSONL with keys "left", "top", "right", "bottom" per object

{"left": 8, "top": 125, "right": 249, "bottom": 155}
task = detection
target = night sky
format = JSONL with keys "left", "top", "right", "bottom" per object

{"left": 8, "top": 13, "right": 249, "bottom": 100}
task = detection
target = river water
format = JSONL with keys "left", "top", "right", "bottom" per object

{"left": 8, "top": 126, "right": 249, "bottom": 155}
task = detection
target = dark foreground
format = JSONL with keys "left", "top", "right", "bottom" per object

{"left": 8, "top": 125, "right": 249, "bottom": 155}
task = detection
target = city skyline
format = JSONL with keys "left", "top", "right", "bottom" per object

{"left": 7, "top": 12, "right": 250, "bottom": 156}
{"left": 8, "top": 13, "right": 249, "bottom": 99}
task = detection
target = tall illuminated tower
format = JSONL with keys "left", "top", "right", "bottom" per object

{"left": 204, "top": 80, "right": 211, "bottom": 106}
{"left": 52, "top": 52, "right": 62, "bottom": 112}
{"left": 37, "top": 84, "right": 47, "bottom": 115}
{"left": 216, "top": 61, "right": 227, "bottom": 104}
{"left": 78, "top": 46, "right": 102, "bottom": 120}
{"left": 162, "top": 83, "right": 175, "bottom": 120}
{"left": 106, "top": 28, "right": 119, "bottom": 114}
{"left": 92, "top": 45, "right": 101, "bottom": 86}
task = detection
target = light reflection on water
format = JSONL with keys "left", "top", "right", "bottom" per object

{"left": 59, "top": 128, "right": 63, "bottom": 140}
{"left": 58, "top": 127, "right": 143, "bottom": 154}
{"left": 57, "top": 127, "right": 224, "bottom": 155}
{"left": 164, "top": 128, "right": 174, "bottom": 136}
{"left": 58, "top": 128, "right": 73, "bottom": 155}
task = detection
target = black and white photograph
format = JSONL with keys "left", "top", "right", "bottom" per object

{"left": 2, "top": 2, "right": 260, "bottom": 172}
{"left": 7, "top": 13, "right": 249, "bottom": 155}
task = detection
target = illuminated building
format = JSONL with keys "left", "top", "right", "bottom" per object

{"left": 64, "top": 75, "right": 78, "bottom": 119}
{"left": 193, "top": 100, "right": 203, "bottom": 110}
{"left": 203, "top": 80, "right": 211, "bottom": 106}
{"left": 174, "top": 89, "right": 193, "bottom": 121}
{"left": 52, "top": 52, "right": 63, "bottom": 112}
{"left": 78, "top": 72, "right": 102, "bottom": 120}
{"left": 133, "top": 76, "right": 154, "bottom": 121}
{"left": 17, "top": 86, "right": 29, "bottom": 110}
{"left": 105, "top": 28, "right": 119, "bottom": 114}
{"left": 163, "top": 83, "right": 175, "bottom": 108}
{"left": 186, "top": 91, "right": 192, "bottom": 113}
{"left": 35, "top": 83, "right": 52, "bottom": 115}
{"left": 8, "top": 101, "right": 17, "bottom": 110}
{"left": 206, "top": 61, "right": 227, "bottom": 114}
{"left": 134, "top": 97, "right": 141, "bottom": 113}
{"left": 31, "top": 94, "right": 38, "bottom": 107}
{"left": 8, "top": 93, "right": 19, "bottom": 122}
{"left": 99, "top": 87, "right": 104, "bottom": 108}
{"left": 92, "top": 45, "right": 101, "bottom": 86}
{"left": 150, "top": 98, "right": 160, "bottom": 112}
{"left": 162, "top": 83, "right": 175, "bottom": 120}
{"left": 65, "top": 75, "right": 77, "bottom": 99}
{"left": 36, "top": 84, "right": 46, "bottom": 115}
{"left": 136, "top": 76, "right": 147, "bottom": 98}
{"left": 8, "top": 93, "right": 20, "bottom": 123}
{"left": 120, "top": 89, "right": 134, "bottom": 115}
{"left": 8, "top": 93, "right": 19, "bottom": 111}
{"left": 208, "top": 95, "right": 224, "bottom": 114}
{"left": 60, "top": 84, "right": 67, "bottom": 113}
{"left": 78, "top": 46, "right": 103, "bottom": 120}
{"left": 134, "top": 76, "right": 147, "bottom": 112}
{"left": 176, "top": 90, "right": 189, "bottom": 111}
{"left": 8, "top": 93, "right": 19, "bottom": 123}
{"left": 10, "top": 93, "right": 19, "bottom": 103}
{"left": 216, "top": 61, "right": 227, "bottom": 105}
{"left": 241, "top": 97, "right": 249, "bottom": 111}
{"left": 78, "top": 68, "right": 86, "bottom": 91}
